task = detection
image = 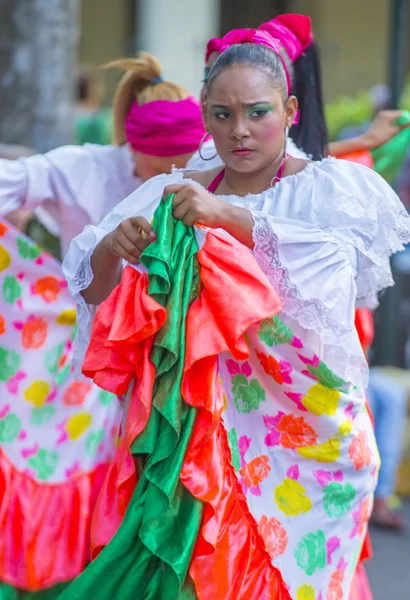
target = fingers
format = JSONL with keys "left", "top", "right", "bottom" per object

{"left": 163, "top": 183, "right": 189, "bottom": 199}
{"left": 111, "top": 216, "right": 155, "bottom": 263}
{"left": 129, "top": 216, "right": 156, "bottom": 240}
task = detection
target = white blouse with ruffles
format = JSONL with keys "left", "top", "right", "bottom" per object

{"left": 62, "top": 157, "right": 410, "bottom": 388}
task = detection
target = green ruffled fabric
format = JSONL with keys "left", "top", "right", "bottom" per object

{"left": 59, "top": 196, "right": 203, "bottom": 600}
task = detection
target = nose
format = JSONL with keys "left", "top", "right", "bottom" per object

{"left": 231, "top": 115, "right": 250, "bottom": 140}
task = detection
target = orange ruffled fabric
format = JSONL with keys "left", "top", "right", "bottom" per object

{"left": 0, "top": 447, "right": 107, "bottom": 590}
{"left": 180, "top": 230, "right": 291, "bottom": 600}
{"left": 82, "top": 267, "right": 166, "bottom": 556}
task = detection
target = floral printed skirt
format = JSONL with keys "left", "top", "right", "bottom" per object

{"left": 219, "top": 316, "right": 378, "bottom": 600}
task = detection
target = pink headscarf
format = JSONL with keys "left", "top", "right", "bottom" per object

{"left": 125, "top": 97, "right": 206, "bottom": 157}
{"left": 205, "top": 28, "right": 291, "bottom": 94}
{"left": 259, "top": 14, "right": 313, "bottom": 62}
{"left": 206, "top": 28, "right": 281, "bottom": 62}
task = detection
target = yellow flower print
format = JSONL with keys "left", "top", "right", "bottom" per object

{"left": 297, "top": 584, "right": 316, "bottom": 600}
{"left": 274, "top": 478, "right": 312, "bottom": 516}
{"left": 24, "top": 380, "right": 50, "bottom": 407}
{"left": 302, "top": 384, "right": 340, "bottom": 416}
{"left": 0, "top": 245, "right": 11, "bottom": 272}
{"left": 298, "top": 436, "right": 341, "bottom": 463}
{"left": 338, "top": 420, "right": 353, "bottom": 436}
{"left": 56, "top": 308, "right": 76, "bottom": 326}
{"left": 66, "top": 412, "right": 92, "bottom": 440}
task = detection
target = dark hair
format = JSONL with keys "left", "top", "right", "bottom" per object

{"left": 206, "top": 44, "right": 291, "bottom": 104}
{"left": 290, "top": 41, "right": 328, "bottom": 160}
{"left": 206, "top": 42, "right": 328, "bottom": 160}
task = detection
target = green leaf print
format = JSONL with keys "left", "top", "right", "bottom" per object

{"left": 0, "top": 347, "right": 21, "bottom": 381}
{"left": 55, "top": 364, "right": 71, "bottom": 386}
{"left": 0, "top": 413, "right": 22, "bottom": 442}
{"left": 258, "top": 316, "right": 294, "bottom": 347}
{"left": 232, "top": 373, "right": 265, "bottom": 413}
{"left": 86, "top": 429, "right": 105, "bottom": 455}
{"left": 323, "top": 482, "right": 356, "bottom": 518}
{"left": 227, "top": 427, "right": 241, "bottom": 471}
{"left": 99, "top": 389, "right": 115, "bottom": 406}
{"left": 16, "top": 236, "right": 42, "bottom": 260}
{"left": 30, "top": 405, "right": 56, "bottom": 426}
{"left": 45, "top": 342, "right": 65, "bottom": 374}
{"left": 2, "top": 276, "right": 22, "bottom": 304}
{"left": 28, "top": 449, "right": 59, "bottom": 481}
{"left": 295, "top": 530, "right": 327, "bottom": 576}
{"left": 307, "top": 362, "right": 348, "bottom": 391}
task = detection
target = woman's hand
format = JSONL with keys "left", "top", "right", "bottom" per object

{"left": 361, "top": 110, "right": 410, "bottom": 150}
{"left": 163, "top": 183, "right": 228, "bottom": 228}
{"left": 105, "top": 216, "right": 155, "bottom": 264}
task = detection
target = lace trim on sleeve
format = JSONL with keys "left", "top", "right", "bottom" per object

{"left": 251, "top": 211, "right": 369, "bottom": 388}
{"left": 251, "top": 211, "right": 351, "bottom": 344}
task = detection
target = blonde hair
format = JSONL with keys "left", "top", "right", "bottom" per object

{"left": 106, "top": 52, "right": 191, "bottom": 145}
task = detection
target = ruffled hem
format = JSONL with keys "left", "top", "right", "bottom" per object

{"left": 180, "top": 229, "right": 291, "bottom": 599}
{"left": 80, "top": 266, "right": 166, "bottom": 556}
{"left": 0, "top": 447, "right": 108, "bottom": 591}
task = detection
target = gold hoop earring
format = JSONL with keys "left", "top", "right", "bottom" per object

{"left": 198, "top": 132, "right": 218, "bottom": 161}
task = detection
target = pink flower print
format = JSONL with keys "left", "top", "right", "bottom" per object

{"left": 238, "top": 435, "right": 252, "bottom": 464}
{"left": 6, "top": 370, "right": 27, "bottom": 394}
{"left": 326, "top": 536, "right": 341, "bottom": 565}
{"left": 0, "top": 405, "right": 10, "bottom": 419}
{"left": 17, "top": 430, "right": 28, "bottom": 441}
{"left": 226, "top": 359, "right": 252, "bottom": 379}
{"left": 285, "top": 391, "right": 307, "bottom": 412}
{"left": 345, "top": 402, "right": 354, "bottom": 421}
{"left": 21, "top": 443, "right": 39, "bottom": 459}
{"left": 56, "top": 419, "right": 68, "bottom": 444}
{"left": 286, "top": 465, "right": 299, "bottom": 480}
{"left": 263, "top": 412, "right": 285, "bottom": 447}
{"left": 313, "top": 470, "right": 344, "bottom": 489}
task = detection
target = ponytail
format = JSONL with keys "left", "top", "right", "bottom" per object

{"left": 105, "top": 52, "right": 191, "bottom": 145}
{"left": 290, "top": 41, "right": 328, "bottom": 160}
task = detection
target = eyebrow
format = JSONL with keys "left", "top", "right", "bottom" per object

{"left": 210, "top": 101, "right": 272, "bottom": 108}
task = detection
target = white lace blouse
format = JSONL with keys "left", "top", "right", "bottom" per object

{"left": 62, "top": 157, "right": 410, "bottom": 389}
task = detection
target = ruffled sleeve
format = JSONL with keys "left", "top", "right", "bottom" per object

{"left": 305, "top": 158, "right": 410, "bottom": 309}
{"left": 62, "top": 171, "right": 184, "bottom": 371}
{"left": 250, "top": 211, "right": 368, "bottom": 387}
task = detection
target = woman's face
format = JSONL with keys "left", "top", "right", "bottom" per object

{"left": 132, "top": 151, "right": 194, "bottom": 181}
{"left": 205, "top": 65, "right": 297, "bottom": 174}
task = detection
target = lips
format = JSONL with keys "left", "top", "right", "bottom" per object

{"left": 232, "top": 148, "right": 254, "bottom": 157}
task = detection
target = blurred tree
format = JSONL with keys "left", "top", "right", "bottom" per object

{"left": 0, "top": 0, "right": 79, "bottom": 152}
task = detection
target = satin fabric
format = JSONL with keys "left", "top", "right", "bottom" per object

{"left": 61, "top": 197, "right": 203, "bottom": 599}
{"left": 61, "top": 198, "right": 290, "bottom": 599}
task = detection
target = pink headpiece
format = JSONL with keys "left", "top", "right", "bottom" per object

{"left": 125, "top": 97, "right": 206, "bottom": 157}
{"left": 205, "top": 28, "right": 291, "bottom": 95}
{"left": 259, "top": 14, "right": 313, "bottom": 62}
{"left": 206, "top": 28, "right": 281, "bottom": 62}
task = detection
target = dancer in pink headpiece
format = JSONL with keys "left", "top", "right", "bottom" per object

{"left": 198, "top": 13, "right": 408, "bottom": 168}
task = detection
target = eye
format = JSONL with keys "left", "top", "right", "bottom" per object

{"left": 249, "top": 109, "right": 268, "bottom": 119}
{"left": 214, "top": 111, "right": 232, "bottom": 120}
